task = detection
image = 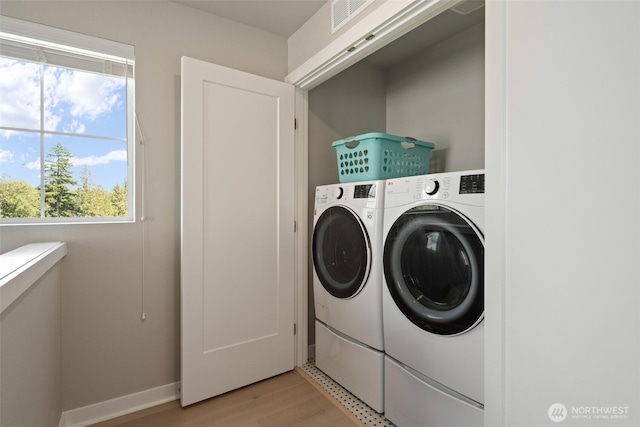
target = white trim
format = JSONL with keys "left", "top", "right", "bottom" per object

{"left": 0, "top": 15, "right": 134, "bottom": 60}
{"left": 484, "top": 1, "right": 507, "bottom": 426}
{"left": 285, "top": 0, "right": 463, "bottom": 90}
{"left": 0, "top": 242, "right": 67, "bottom": 313}
{"left": 60, "top": 382, "right": 180, "bottom": 427}
{"left": 294, "top": 88, "right": 309, "bottom": 366}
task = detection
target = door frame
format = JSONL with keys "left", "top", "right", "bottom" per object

{"left": 294, "top": 88, "right": 309, "bottom": 365}
{"left": 289, "top": 0, "right": 465, "bottom": 365}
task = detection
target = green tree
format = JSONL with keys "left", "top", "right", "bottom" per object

{"left": 111, "top": 181, "right": 127, "bottom": 217}
{"left": 44, "top": 142, "right": 78, "bottom": 217}
{"left": 0, "top": 175, "right": 40, "bottom": 218}
{"left": 76, "top": 167, "right": 116, "bottom": 217}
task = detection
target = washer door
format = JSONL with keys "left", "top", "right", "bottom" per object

{"left": 384, "top": 205, "right": 484, "bottom": 335}
{"left": 313, "top": 206, "right": 371, "bottom": 299}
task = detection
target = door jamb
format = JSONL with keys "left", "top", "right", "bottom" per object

{"left": 294, "top": 88, "right": 309, "bottom": 366}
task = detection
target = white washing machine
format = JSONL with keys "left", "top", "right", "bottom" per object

{"left": 382, "top": 170, "right": 485, "bottom": 426}
{"left": 312, "top": 180, "right": 385, "bottom": 413}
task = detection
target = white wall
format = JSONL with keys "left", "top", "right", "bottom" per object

{"left": 386, "top": 22, "right": 484, "bottom": 173}
{"left": 0, "top": 0, "right": 288, "bottom": 412}
{"left": 485, "top": 1, "right": 640, "bottom": 426}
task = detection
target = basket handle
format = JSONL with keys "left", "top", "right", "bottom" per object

{"left": 344, "top": 139, "right": 360, "bottom": 149}
{"left": 344, "top": 136, "right": 417, "bottom": 149}
{"left": 401, "top": 137, "right": 417, "bottom": 150}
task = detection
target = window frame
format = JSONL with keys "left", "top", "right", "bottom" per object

{"left": 0, "top": 15, "right": 135, "bottom": 225}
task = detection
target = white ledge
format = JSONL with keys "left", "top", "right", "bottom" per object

{"left": 0, "top": 242, "right": 67, "bottom": 314}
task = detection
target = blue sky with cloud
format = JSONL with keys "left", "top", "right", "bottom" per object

{"left": 0, "top": 57, "right": 128, "bottom": 190}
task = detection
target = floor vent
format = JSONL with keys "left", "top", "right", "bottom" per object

{"left": 331, "top": 0, "right": 372, "bottom": 34}
{"left": 302, "top": 361, "right": 395, "bottom": 426}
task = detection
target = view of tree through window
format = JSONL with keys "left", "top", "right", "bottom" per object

{"left": 0, "top": 58, "right": 129, "bottom": 220}
{"left": 0, "top": 17, "right": 134, "bottom": 223}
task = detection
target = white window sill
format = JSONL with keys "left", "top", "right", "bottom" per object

{"left": 0, "top": 242, "right": 67, "bottom": 314}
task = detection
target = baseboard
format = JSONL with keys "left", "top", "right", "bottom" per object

{"left": 60, "top": 382, "right": 180, "bottom": 427}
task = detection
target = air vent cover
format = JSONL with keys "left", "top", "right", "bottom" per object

{"left": 331, "top": 0, "right": 372, "bottom": 34}
{"left": 450, "top": 0, "right": 485, "bottom": 15}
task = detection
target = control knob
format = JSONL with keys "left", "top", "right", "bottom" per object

{"left": 336, "top": 187, "right": 344, "bottom": 199}
{"left": 425, "top": 179, "right": 439, "bottom": 195}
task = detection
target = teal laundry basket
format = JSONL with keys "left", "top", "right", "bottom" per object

{"left": 332, "top": 132, "right": 435, "bottom": 183}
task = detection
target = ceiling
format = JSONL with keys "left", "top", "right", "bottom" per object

{"left": 171, "top": 0, "right": 326, "bottom": 38}
{"left": 365, "top": 7, "right": 484, "bottom": 68}
{"left": 169, "top": 0, "right": 485, "bottom": 71}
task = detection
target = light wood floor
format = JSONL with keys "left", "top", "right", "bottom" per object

{"left": 90, "top": 368, "right": 365, "bottom": 427}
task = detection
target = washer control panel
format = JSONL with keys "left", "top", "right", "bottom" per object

{"left": 424, "top": 179, "right": 439, "bottom": 195}
{"left": 354, "top": 183, "right": 376, "bottom": 199}
{"left": 314, "top": 181, "right": 384, "bottom": 212}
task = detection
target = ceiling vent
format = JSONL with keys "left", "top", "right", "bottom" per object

{"left": 331, "top": 0, "right": 372, "bottom": 34}
{"left": 450, "top": 0, "right": 485, "bottom": 15}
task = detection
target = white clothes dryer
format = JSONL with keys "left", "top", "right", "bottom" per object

{"left": 382, "top": 170, "right": 485, "bottom": 427}
{"left": 312, "top": 180, "right": 385, "bottom": 413}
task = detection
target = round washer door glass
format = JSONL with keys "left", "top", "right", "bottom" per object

{"left": 313, "top": 206, "right": 371, "bottom": 299}
{"left": 384, "top": 205, "right": 484, "bottom": 335}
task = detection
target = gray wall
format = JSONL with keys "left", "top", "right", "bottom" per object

{"left": 386, "top": 22, "right": 485, "bottom": 173}
{"left": 0, "top": 0, "right": 287, "bottom": 411}
{"left": 1, "top": 262, "right": 63, "bottom": 427}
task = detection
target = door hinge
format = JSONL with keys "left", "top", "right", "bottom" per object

{"left": 294, "top": 220, "right": 297, "bottom": 233}
{"left": 294, "top": 323, "right": 297, "bottom": 335}
{"left": 294, "top": 118, "right": 297, "bottom": 130}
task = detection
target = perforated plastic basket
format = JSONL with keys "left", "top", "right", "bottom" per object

{"left": 332, "top": 132, "right": 435, "bottom": 183}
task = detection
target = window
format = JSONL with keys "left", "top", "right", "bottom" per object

{"left": 0, "top": 16, "right": 135, "bottom": 223}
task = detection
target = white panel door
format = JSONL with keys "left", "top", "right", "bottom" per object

{"left": 181, "top": 56, "right": 295, "bottom": 406}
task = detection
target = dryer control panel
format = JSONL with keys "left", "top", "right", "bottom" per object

{"left": 459, "top": 173, "right": 485, "bottom": 194}
{"left": 385, "top": 170, "right": 485, "bottom": 207}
